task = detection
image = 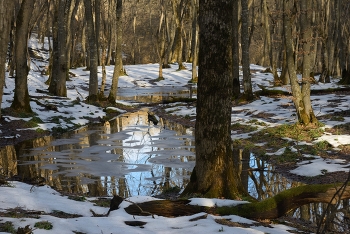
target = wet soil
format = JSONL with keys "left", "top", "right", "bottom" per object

{"left": 0, "top": 118, "right": 50, "bottom": 148}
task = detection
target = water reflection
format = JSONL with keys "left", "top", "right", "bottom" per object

{"left": 1, "top": 109, "right": 349, "bottom": 231}
{"left": 116, "top": 85, "right": 196, "bottom": 104}
{"left": 1, "top": 109, "right": 195, "bottom": 197}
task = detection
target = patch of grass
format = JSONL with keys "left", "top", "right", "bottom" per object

{"left": 0, "top": 221, "right": 16, "bottom": 233}
{"left": 260, "top": 123, "right": 325, "bottom": 142}
{"left": 272, "top": 147, "right": 300, "bottom": 163}
{"left": 247, "top": 119, "right": 268, "bottom": 126}
{"left": 68, "top": 195, "right": 86, "bottom": 202}
{"left": 50, "top": 210, "right": 83, "bottom": 218}
{"left": 2, "top": 107, "right": 38, "bottom": 118}
{"left": 162, "top": 186, "right": 181, "bottom": 194}
{"left": 231, "top": 123, "right": 258, "bottom": 133}
{"left": 314, "top": 141, "right": 330, "bottom": 150}
{"left": 51, "top": 126, "right": 70, "bottom": 135}
{"left": 2, "top": 208, "right": 41, "bottom": 219}
{"left": 25, "top": 116, "right": 44, "bottom": 128}
{"left": 90, "top": 198, "right": 111, "bottom": 208}
{"left": 34, "top": 221, "right": 53, "bottom": 230}
{"left": 330, "top": 116, "right": 345, "bottom": 121}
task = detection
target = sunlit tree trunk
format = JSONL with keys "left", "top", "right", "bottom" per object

{"left": 11, "top": 0, "right": 35, "bottom": 112}
{"left": 156, "top": 1, "right": 166, "bottom": 80}
{"left": 0, "top": 0, "right": 15, "bottom": 117}
{"left": 283, "top": 0, "right": 317, "bottom": 126}
{"left": 170, "top": 0, "right": 187, "bottom": 70}
{"left": 300, "top": 0, "right": 317, "bottom": 124}
{"left": 108, "top": 0, "right": 122, "bottom": 103}
{"left": 190, "top": 0, "right": 198, "bottom": 83}
{"left": 262, "top": 0, "right": 279, "bottom": 84}
{"left": 182, "top": 0, "right": 247, "bottom": 199}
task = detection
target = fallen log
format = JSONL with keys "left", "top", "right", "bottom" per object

{"left": 123, "top": 183, "right": 350, "bottom": 220}
{"left": 217, "top": 183, "right": 350, "bottom": 219}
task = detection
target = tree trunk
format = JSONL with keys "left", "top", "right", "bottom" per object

{"left": 84, "top": 0, "right": 99, "bottom": 102}
{"left": 48, "top": 0, "right": 71, "bottom": 97}
{"left": 190, "top": 0, "right": 198, "bottom": 83}
{"left": 300, "top": 0, "right": 317, "bottom": 124}
{"left": 108, "top": 0, "right": 122, "bottom": 103}
{"left": 262, "top": 0, "right": 279, "bottom": 85}
{"left": 0, "top": 0, "right": 15, "bottom": 117}
{"left": 182, "top": 0, "right": 247, "bottom": 199}
{"left": 126, "top": 183, "right": 350, "bottom": 220}
{"left": 241, "top": 0, "right": 253, "bottom": 100}
{"left": 11, "top": 0, "right": 35, "bottom": 112}
{"left": 283, "top": 0, "right": 317, "bottom": 126}
{"left": 66, "top": 0, "right": 79, "bottom": 70}
{"left": 170, "top": 0, "right": 187, "bottom": 70}
{"left": 232, "top": 0, "right": 240, "bottom": 97}
{"left": 156, "top": 0, "right": 166, "bottom": 80}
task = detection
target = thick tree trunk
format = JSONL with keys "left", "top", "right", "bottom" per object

{"left": 11, "top": 0, "right": 34, "bottom": 112}
{"left": 84, "top": 0, "right": 99, "bottom": 102}
{"left": 182, "top": 0, "right": 247, "bottom": 199}
{"left": 0, "top": 0, "right": 15, "bottom": 117}
{"left": 108, "top": 0, "right": 122, "bottom": 103}
{"left": 48, "top": 0, "right": 70, "bottom": 97}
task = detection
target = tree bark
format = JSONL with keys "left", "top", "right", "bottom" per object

{"left": 170, "top": 0, "right": 187, "bottom": 70}
{"left": 0, "top": 0, "right": 15, "bottom": 117}
{"left": 84, "top": 0, "right": 99, "bottom": 102}
{"left": 300, "top": 0, "right": 317, "bottom": 124}
{"left": 11, "top": 0, "right": 35, "bottom": 112}
{"left": 182, "top": 0, "right": 247, "bottom": 199}
{"left": 108, "top": 0, "right": 122, "bottom": 103}
{"left": 48, "top": 0, "right": 71, "bottom": 97}
{"left": 283, "top": 0, "right": 317, "bottom": 125}
{"left": 232, "top": 0, "right": 240, "bottom": 97}
{"left": 126, "top": 183, "right": 350, "bottom": 220}
{"left": 217, "top": 183, "right": 350, "bottom": 219}
{"left": 241, "top": 0, "right": 253, "bottom": 100}
{"left": 190, "top": 0, "right": 198, "bottom": 83}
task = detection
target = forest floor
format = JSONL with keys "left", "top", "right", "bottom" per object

{"left": 2, "top": 36, "right": 350, "bottom": 233}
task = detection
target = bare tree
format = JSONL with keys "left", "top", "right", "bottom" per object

{"left": 108, "top": 0, "right": 123, "bottom": 103}
{"left": 182, "top": 0, "right": 247, "bottom": 199}
{"left": 11, "top": 0, "right": 35, "bottom": 112}
{"left": 0, "top": 0, "right": 15, "bottom": 117}
{"left": 283, "top": 0, "right": 317, "bottom": 125}
{"left": 48, "top": 0, "right": 74, "bottom": 97}
{"left": 241, "top": 0, "right": 253, "bottom": 100}
{"left": 84, "top": 0, "right": 99, "bottom": 102}
{"left": 232, "top": 0, "right": 240, "bottom": 97}
{"left": 189, "top": 0, "right": 198, "bottom": 83}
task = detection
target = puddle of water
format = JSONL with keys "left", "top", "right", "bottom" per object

{"left": 0, "top": 108, "right": 349, "bottom": 231}
{"left": 116, "top": 85, "right": 196, "bottom": 103}
{"left": 4, "top": 109, "right": 194, "bottom": 197}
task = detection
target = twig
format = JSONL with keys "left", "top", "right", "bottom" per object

{"left": 316, "top": 171, "right": 350, "bottom": 233}
{"left": 124, "top": 199, "right": 155, "bottom": 218}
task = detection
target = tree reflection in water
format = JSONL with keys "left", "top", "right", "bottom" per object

{"left": 1, "top": 110, "right": 349, "bottom": 231}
